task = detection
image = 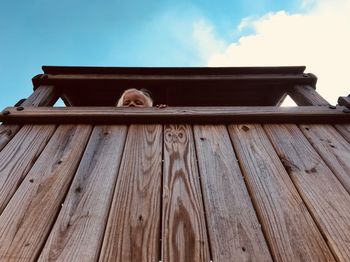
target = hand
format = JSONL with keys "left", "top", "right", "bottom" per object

{"left": 156, "top": 104, "right": 167, "bottom": 109}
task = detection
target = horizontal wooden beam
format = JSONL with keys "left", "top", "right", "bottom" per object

{"left": 33, "top": 73, "right": 317, "bottom": 89}
{"left": 42, "top": 65, "right": 307, "bottom": 75}
{"left": 1, "top": 106, "right": 349, "bottom": 124}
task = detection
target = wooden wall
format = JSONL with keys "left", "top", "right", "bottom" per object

{"left": 0, "top": 68, "right": 349, "bottom": 261}
{"left": 0, "top": 121, "right": 349, "bottom": 261}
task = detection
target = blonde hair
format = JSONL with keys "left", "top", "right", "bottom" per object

{"left": 116, "top": 88, "right": 153, "bottom": 107}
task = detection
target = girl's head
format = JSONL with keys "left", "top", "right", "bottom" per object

{"left": 116, "top": 88, "right": 153, "bottom": 107}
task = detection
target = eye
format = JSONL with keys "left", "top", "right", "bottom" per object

{"left": 123, "top": 100, "right": 130, "bottom": 105}
{"left": 135, "top": 100, "right": 143, "bottom": 105}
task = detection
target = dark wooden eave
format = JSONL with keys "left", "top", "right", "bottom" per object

{"left": 32, "top": 66, "right": 317, "bottom": 107}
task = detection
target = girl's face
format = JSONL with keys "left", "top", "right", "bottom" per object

{"left": 122, "top": 90, "right": 149, "bottom": 107}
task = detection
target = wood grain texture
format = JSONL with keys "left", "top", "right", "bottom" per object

{"left": 39, "top": 125, "right": 127, "bottom": 262}
{"left": 288, "top": 85, "right": 330, "bottom": 106}
{"left": 1, "top": 106, "right": 349, "bottom": 124}
{"left": 0, "top": 125, "right": 22, "bottom": 152}
{"left": 162, "top": 125, "right": 210, "bottom": 262}
{"left": 0, "top": 125, "right": 56, "bottom": 213}
{"left": 21, "top": 85, "right": 59, "bottom": 107}
{"left": 99, "top": 125, "right": 163, "bottom": 262}
{"left": 0, "top": 124, "right": 92, "bottom": 261}
{"left": 193, "top": 125, "right": 272, "bottom": 262}
{"left": 299, "top": 124, "right": 350, "bottom": 194}
{"left": 335, "top": 124, "right": 350, "bottom": 143}
{"left": 228, "top": 124, "right": 334, "bottom": 262}
{"left": 264, "top": 124, "right": 350, "bottom": 261}
{"left": 0, "top": 85, "right": 58, "bottom": 152}
{"left": 285, "top": 86, "right": 350, "bottom": 150}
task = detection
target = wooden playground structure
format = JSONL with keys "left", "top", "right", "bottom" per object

{"left": 0, "top": 66, "right": 349, "bottom": 261}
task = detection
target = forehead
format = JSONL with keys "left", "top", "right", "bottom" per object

{"left": 123, "top": 90, "right": 147, "bottom": 101}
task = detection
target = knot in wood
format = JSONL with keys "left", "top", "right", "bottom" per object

{"left": 241, "top": 125, "right": 250, "bottom": 132}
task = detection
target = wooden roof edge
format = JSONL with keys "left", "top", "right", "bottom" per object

{"left": 41, "top": 65, "right": 306, "bottom": 75}
{"left": 32, "top": 72, "right": 317, "bottom": 92}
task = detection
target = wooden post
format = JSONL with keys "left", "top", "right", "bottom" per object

{"left": 0, "top": 85, "right": 59, "bottom": 151}
{"left": 338, "top": 95, "right": 350, "bottom": 109}
{"left": 288, "top": 85, "right": 350, "bottom": 143}
{"left": 336, "top": 95, "right": 350, "bottom": 142}
{"left": 287, "top": 85, "right": 330, "bottom": 106}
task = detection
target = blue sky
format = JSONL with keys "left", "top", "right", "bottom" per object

{"left": 0, "top": 0, "right": 349, "bottom": 109}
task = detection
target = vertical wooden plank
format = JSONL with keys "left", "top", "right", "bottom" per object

{"left": 0, "top": 85, "right": 58, "bottom": 151}
{"left": 264, "top": 124, "right": 350, "bottom": 261}
{"left": 193, "top": 125, "right": 272, "bottom": 261}
{"left": 334, "top": 124, "right": 350, "bottom": 144}
{"left": 39, "top": 125, "right": 127, "bottom": 261}
{"left": 99, "top": 125, "right": 163, "bottom": 262}
{"left": 0, "top": 125, "right": 21, "bottom": 152}
{"left": 300, "top": 124, "right": 350, "bottom": 194}
{"left": 228, "top": 124, "right": 334, "bottom": 262}
{"left": 0, "top": 124, "right": 92, "bottom": 261}
{"left": 288, "top": 85, "right": 350, "bottom": 193}
{"left": 0, "top": 125, "right": 56, "bottom": 213}
{"left": 162, "top": 125, "right": 210, "bottom": 262}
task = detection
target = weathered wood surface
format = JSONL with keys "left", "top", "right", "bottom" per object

{"left": 1, "top": 106, "right": 350, "bottom": 124}
{"left": 162, "top": 125, "right": 210, "bottom": 262}
{"left": 265, "top": 124, "right": 350, "bottom": 261}
{"left": 0, "top": 125, "right": 56, "bottom": 213}
{"left": 335, "top": 124, "right": 350, "bottom": 143}
{"left": 288, "top": 85, "right": 329, "bottom": 106}
{"left": 0, "top": 125, "right": 22, "bottom": 152}
{"left": 299, "top": 124, "right": 350, "bottom": 194}
{"left": 39, "top": 125, "right": 127, "bottom": 262}
{"left": 287, "top": 85, "right": 350, "bottom": 147}
{"left": 99, "top": 125, "right": 163, "bottom": 262}
{"left": 21, "top": 85, "right": 59, "bottom": 107}
{"left": 193, "top": 125, "right": 272, "bottom": 261}
{"left": 0, "top": 85, "right": 58, "bottom": 151}
{"left": 0, "top": 125, "right": 92, "bottom": 261}
{"left": 228, "top": 124, "right": 334, "bottom": 262}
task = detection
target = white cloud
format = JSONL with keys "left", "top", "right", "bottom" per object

{"left": 192, "top": 20, "right": 227, "bottom": 62}
{"left": 207, "top": 0, "right": 350, "bottom": 105}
